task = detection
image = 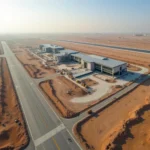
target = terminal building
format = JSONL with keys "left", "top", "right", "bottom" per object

{"left": 39, "top": 44, "right": 127, "bottom": 76}
{"left": 70, "top": 53, "right": 127, "bottom": 76}
{"left": 53, "top": 49, "right": 79, "bottom": 63}
{"left": 39, "top": 44, "right": 64, "bottom": 53}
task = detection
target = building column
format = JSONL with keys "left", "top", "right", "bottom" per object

{"left": 112, "top": 69, "right": 114, "bottom": 77}
{"left": 101, "top": 65, "right": 103, "bottom": 73}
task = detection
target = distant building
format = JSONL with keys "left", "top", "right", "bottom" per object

{"left": 39, "top": 44, "right": 64, "bottom": 53}
{"left": 53, "top": 49, "right": 79, "bottom": 63}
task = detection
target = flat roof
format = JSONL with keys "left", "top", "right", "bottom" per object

{"left": 40, "top": 44, "right": 64, "bottom": 49}
{"left": 54, "top": 49, "right": 79, "bottom": 57}
{"left": 61, "top": 49, "right": 78, "bottom": 54}
{"left": 40, "top": 44, "right": 51, "bottom": 47}
{"left": 71, "top": 53, "right": 126, "bottom": 68}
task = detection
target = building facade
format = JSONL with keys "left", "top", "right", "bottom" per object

{"left": 71, "top": 53, "right": 127, "bottom": 76}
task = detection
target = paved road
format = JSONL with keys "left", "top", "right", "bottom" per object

{"left": 61, "top": 75, "right": 150, "bottom": 129}
{"left": 55, "top": 39, "right": 150, "bottom": 54}
{"left": 2, "top": 39, "right": 150, "bottom": 150}
{"left": 1, "top": 41, "right": 81, "bottom": 150}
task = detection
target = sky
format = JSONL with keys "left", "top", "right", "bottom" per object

{"left": 0, "top": 0, "right": 149, "bottom": 33}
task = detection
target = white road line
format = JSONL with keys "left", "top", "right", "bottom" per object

{"left": 30, "top": 82, "right": 33, "bottom": 85}
{"left": 15, "top": 85, "right": 20, "bottom": 89}
{"left": 3, "top": 41, "right": 82, "bottom": 150}
{"left": 34, "top": 124, "right": 65, "bottom": 147}
{"left": 2, "top": 41, "right": 37, "bottom": 150}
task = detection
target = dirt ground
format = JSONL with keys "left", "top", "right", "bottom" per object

{"left": 75, "top": 79, "right": 150, "bottom": 150}
{"left": 0, "top": 58, "right": 28, "bottom": 149}
{"left": 39, "top": 76, "right": 100, "bottom": 118}
{"left": 50, "top": 34, "right": 150, "bottom": 50}
{"left": 81, "top": 78, "right": 98, "bottom": 87}
{"left": 122, "top": 107, "right": 150, "bottom": 150}
{"left": 7, "top": 41, "right": 25, "bottom": 53}
{"left": 7, "top": 37, "right": 150, "bottom": 70}
{"left": 127, "top": 64, "right": 142, "bottom": 71}
{"left": 46, "top": 40, "right": 150, "bottom": 70}
{"left": 16, "top": 50, "right": 55, "bottom": 78}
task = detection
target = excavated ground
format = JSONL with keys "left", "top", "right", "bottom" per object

{"left": 16, "top": 50, "right": 55, "bottom": 78}
{"left": 74, "top": 78, "right": 150, "bottom": 150}
{"left": 0, "top": 58, "right": 28, "bottom": 150}
{"left": 39, "top": 76, "right": 96, "bottom": 118}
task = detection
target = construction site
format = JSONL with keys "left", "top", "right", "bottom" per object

{"left": 8, "top": 41, "right": 147, "bottom": 118}
{"left": 5, "top": 34, "right": 150, "bottom": 150}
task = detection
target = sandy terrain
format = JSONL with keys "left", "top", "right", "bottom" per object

{"left": 39, "top": 76, "right": 96, "bottom": 118}
{"left": 16, "top": 50, "right": 55, "bottom": 78}
{"left": 81, "top": 78, "right": 98, "bottom": 87}
{"left": 50, "top": 34, "right": 150, "bottom": 50}
{"left": 47, "top": 40, "right": 150, "bottom": 70}
{"left": 71, "top": 65, "right": 148, "bottom": 103}
{"left": 122, "top": 105, "right": 150, "bottom": 150}
{"left": 7, "top": 37, "right": 150, "bottom": 70}
{"left": 0, "top": 58, "right": 28, "bottom": 149}
{"left": 7, "top": 41, "right": 25, "bottom": 53}
{"left": 127, "top": 64, "right": 142, "bottom": 72}
{"left": 75, "top": 78, "right": 150, "bottom": 150}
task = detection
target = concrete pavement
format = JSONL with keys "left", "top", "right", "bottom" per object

{"left": 1, "top": 39, "right": 150, "bottom": 150}
{"left": 1, "top": 41, "right": 81, "bottom": 150}
{"left": 61, "top": 74, "right": 149, "bottom": 130}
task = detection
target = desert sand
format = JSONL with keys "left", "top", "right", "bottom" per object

{"left": 39, "top": 76, "right": 93, "bottom": 118}
{"left": 50, "top": 34, "right": 150, "bottom": 50}
{"left": 0, "top": 58, "right": 28, "bottom": 149}
{"left": 7, "top": 37, "right": 150, "bottom": 69}
{"left": 16, "top": 50, "right": 55, "bottom": 78}
{"left": 75, "top": 79, "right": 150, "bottom": 150}
{"left": 122, "top": 105, "right": 150, "bottom": 150}
{"left": 45, "top": 40, "right": 150, "bottom": 70}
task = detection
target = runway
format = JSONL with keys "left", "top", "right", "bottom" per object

{"left": 56, "top": 39, "right": 150, "bottom": 54}
{"left": 1, "top": 41, "right": 81, "bottom": 150}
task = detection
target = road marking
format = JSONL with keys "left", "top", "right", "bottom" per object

{"left": 10, "top": 64, "right": 15, "bottom": 66}
{"left": 3, "top": 41, "right": 82, "bottom": 150}
{"left": 52, "top": 137, "right": 60, "bottom": 150}
{"left": 15, "top": 85, "right": 20, "bottom": 89}
{"left": 30, "top": 82, "right": 33, "bottom": 85}
{"left": 35, "top": 80, "right": 83, "bottom": 150}
{"left": 34, "top": 124, "right": 65, "bottom": 147}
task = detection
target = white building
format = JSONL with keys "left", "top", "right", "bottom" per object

{"left": 71, "top": 53, "right": 127, "bottom": 76}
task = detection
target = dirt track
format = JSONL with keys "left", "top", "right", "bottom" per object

{"left": 0, "top": 58, "right": 28, "bottom": 149}
{"left": 16, "top": 50, "right": 55, "bottom": 78}
{"left": 39, "top": 76, "right": 94, "bottom": 118}
{"left": 51, "top": 34, "right": 150, "bottom": 50}
{"left": 75, "top": 79, "right": 150, "bottom": 150}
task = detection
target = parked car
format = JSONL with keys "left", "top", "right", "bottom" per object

{"left": 88, "top": 110, "right": 93, "bottom": 114}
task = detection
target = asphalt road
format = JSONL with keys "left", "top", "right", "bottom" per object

{"left": 1, "top": 41, "right": 81, "bottom": 150}
{"left": 2, "top": 39, "right": 150, "bottom": 150}
{"left": 56, "top": 39, "right": 150, "bottom": 54}
{"left": 62, "top": 74, "right": 150, "bottom": 131}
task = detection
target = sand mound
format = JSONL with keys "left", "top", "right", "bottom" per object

{"left": 0, "top": 58, "right": 28, "bottom": 149}
{"left": 102, "top": 96, "right": 150, "bottom": 150}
